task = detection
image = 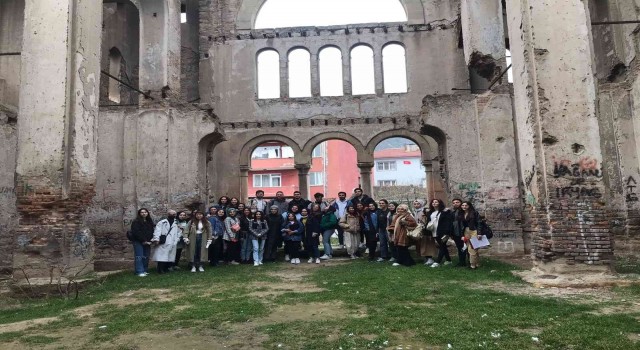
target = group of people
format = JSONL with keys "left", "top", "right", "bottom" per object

{"left": 128, "top": 188, "right": 487, "bottom": 277}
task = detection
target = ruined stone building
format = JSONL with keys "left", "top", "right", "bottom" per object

{"left": 0, "top": 0, "right": 638, "bottom": 278}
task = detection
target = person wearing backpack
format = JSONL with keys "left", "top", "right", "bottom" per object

{"left": 151, "top": 209, "right": 182, "bottom": 274}
{"left": 424, "top": 199, "right": 454, "bottom": 268}
{"left": 319, "top": 206, "right": 339, "bottom": 260}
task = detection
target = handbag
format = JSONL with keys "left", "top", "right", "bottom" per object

{"left": 425, "top": 212, "right": 440, "bottom": 237}
{"left": 231, "top": 222, "right": 241, "bottom": 232}
{"left": 159, "top": 234, "right": 167, "bottom": 244}
{"left": 408, "top": 223, "right": 425, "bottom": 239}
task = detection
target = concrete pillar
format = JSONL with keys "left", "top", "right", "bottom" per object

{"left": 424, "top": 160, "right": 436, "bottom": 200}
{"left": 506, "top": 0, "right": 613, "bottom": 273}
{"left": 239, "top": 165, "right": 250, "bottom": 203}
{"left": 310, "top": 52, "right": 320, "bottom": 97}
{"left": 295, "top": 164, "right": 311, "bottom": 199}
{"left": 461, "top": 0, "right": 505, "bottom": 91}
{"left": 280, "top": 52, "right": 288, "bottom": 98}
{"left": 357, "top": 162, "right": 374, "bottom": 197}
{"left": 373, "top": 50, "right": 384, "bottom": 95}
{"left": 15, "top": 0, "right": 102, "bottom": 279}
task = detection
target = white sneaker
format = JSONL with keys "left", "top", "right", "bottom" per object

{"left": 359, "top": 243, "right": 366, "bottom": 249}
{"left": 350, "top": 255, "right": 357, "bottom": 260}
{"left": 376, "top": 258, "right": 385, "bottom": 262}
{"left": 389, "top": 258, "right": 396, "bottom": 263}
{"left": 285, "top": 254, "right": 290, "bottom": 261}
{"left": 430, "top": 262, "right": 440, "bottom": 268}
{"left": 258, "top": 261, "right": 263, "bottom": 265}
{"left": 308, "top": 258, "right": 314, "bottom": 264}
{"left": 254, "top": 262, "right": 259, "bottom": 266}
{"left": 137, "top": 273, "right": 147, "bottom": 277}
{"left": 424, "top": 258, "right": 435, "bottom": 266}
{"left": 291, "top": 259, "right": 296, "bottom": 264}
{"left": 392, "top": 263, "right": 400, "bottom": 267}
{"left": 142, "top": 272, "right": 149, "bottom": 276}
{"left": 191, "top": 267, "right": 196, "bottom": 273}
{"left": 198, "top": 266, "right": 205, "bottom": 272}
{"left": 444, "top": 261, "right": 452, "bottom": 266}
{"left": 320, "top": 254, "right": 330, "bottom": 260}
{"left": 338, "top": 245, "right": 345, "bottom": 249}
{"left": 315, "top": 258, "right": 321, "bottom": 264}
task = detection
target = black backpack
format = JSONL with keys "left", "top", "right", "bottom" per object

{"left": 480, "top": 220, "right": 494, "bottom": 239}
{"left": 126, "top": 230, "right": 134, "bottom": 242}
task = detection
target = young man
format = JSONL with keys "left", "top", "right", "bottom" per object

{"left": 450, "top": 198, "right": 466, "bottom": 267}
{"left": 288, "top": 191, "right": 310, "bottom": 213}
{"left": 250, "top": 190, "right": 268, "bottom": 213}
{"left": 376, "top": 199, "right": 391, "bottom": 262}
{"left": 330, "top": 191, "right": 351, "bottom": 248}
{"left": 308, "top": 192, "right": 330, "bottom": 212}
{"left": 350, "top": 188, "right": 374, "bottom": 207}
{"left": 268, "top": 191, "right": 289, "bottom": 216}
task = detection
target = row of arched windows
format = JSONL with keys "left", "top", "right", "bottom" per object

{"left": 257, "top": 44, "right": 407, "bottom": 99}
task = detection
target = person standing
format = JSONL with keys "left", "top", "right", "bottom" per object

{"left": 223, "top": 208, "right": 241, "bottom": 265}
{"left": 413, "top": 199, "right": 436, "bottom": 266}
{"left": 339, "top": 205, "right": 361, "bottom": 259}
{"left": 207, "top": 206, "right": 218, "bottom": 218}
{"left": 460, "top": 201, "right": 482, "bottom": 269}
{"left": 308, "top": 193, "right": 329, "bottom": 212}
{"left": 320, "top": 206, "right": 339, "bottom": 260}
{"left": 288, "top": 191, "right": 310, "bottom": 212}
{"left": 424, "top": 199, "right": 454, "bottom": 267}
{"left": 208, "top": 209, "right": 226, "bottom": 266}
{"left": 350, "top": 187, "right": 375, "bottom": 207}
{"left": 387, "top": 202, "right": 399, "bottom": 262}
{"left": 250, "top": 190, "right": 269, "bottom": 213}
{"left": 151, "top": 210, "right": 182, "bottom": 274}
{"left": 239, "top": 207, "right": 254, "bottom": 264}
{"left": 130, "top": 208, "right": 155, "bottom": 277}
{"left": 249, "top": 210, "right": 269, "bottom": 266}
{"left": 304, "top": 204, "right": 323, "bottom": 264}
{"left": 376, "top": 199, "right": 391, "bottom": 262}
{"left": 282, "top": 212, "right": 303, "bottom": 264}
{"left": 217, "top": 196, "right": 230, "bottom": 214}
{"left": 390, "top": 204, "right": 418, "bottom": 267}
{"left": 330, "top": 192, "right": 351, "bottom": 248}
{"left": 362, "top": 202, "right": 379, "bottom": 262}
{"left": 268, "top": 191, "right": 289, "bottom": 216}
{"left": 183, "top": 210, "right": 212, "bottom": 272}
{"left": 450, "top": 198, "right": 466, "bottom": 267}
{"left": 264, "top": 205, "right": 283, "bottom": 262}
{"left": 172, "top": 211, "right": 189, "bottom": 270}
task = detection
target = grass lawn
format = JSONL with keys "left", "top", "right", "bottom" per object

{"left": 0, "top": 256, "right": 639, "bottom": 350}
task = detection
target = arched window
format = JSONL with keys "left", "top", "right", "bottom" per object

{"left": 108, "top": 48, "right": 123, "bottom": 103}
{"left": 382, "top": 44, "right": 407, "bottom": 93}
{"left": 288, "top": 48, "right": 311, "bottom": 98}
{"left": 319, "top": 47, "right": 343, "bottom": 96}
{"left": 350, "top": 45, "right": 375, "bottom": 95}
{"left": 255, "top": 0, "right": 407, "bottom": 29}
{"left": 257, "top": 49, "right": 280, "bottom": 99}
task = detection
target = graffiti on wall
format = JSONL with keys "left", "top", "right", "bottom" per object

{"left": 626, "top": 176, "right": 638, "bottom": 202}
{"left": 552, "top": 156, "right": 603, "bottom": 200}
{"left": 457, "top": 182, "right": 480, "bottom": 201}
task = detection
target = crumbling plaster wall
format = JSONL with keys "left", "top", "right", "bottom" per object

{"left": 0, "top": 111, "right": 18, "bottom": 274}
{"left": 0, "top": 0, "right": 24, "bottom": 110}
{"left": 89, "top": 107, "right": 219, "bottom": 270}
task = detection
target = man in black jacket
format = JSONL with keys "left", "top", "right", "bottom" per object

{"left": 376, "top": 199, "right": 391, "bottom": 262}
{"left": 288, "top": 191, "right": 310, "bottom": 212}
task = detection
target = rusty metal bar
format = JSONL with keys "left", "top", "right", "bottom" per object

{"left": 100, "top": 70, "right": 154, "bottom": 100}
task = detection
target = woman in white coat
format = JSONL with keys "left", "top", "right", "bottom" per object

{"left": 151, "top": 209, "right": 182, "bottom": 274}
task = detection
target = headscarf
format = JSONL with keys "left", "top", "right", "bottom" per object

{"left": 412, "top": 199, "right": 426, "bottom": 222}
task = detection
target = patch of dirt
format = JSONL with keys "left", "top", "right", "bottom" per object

{"left": 0, "top": 317, "right": 59, "bottom": 334}
{"left": 253, "top": 301, "right": 366, "bottom": 325}
{"left": 589, "top": 302, "right": 640, "bottom": 316}
{"left": 471, "top": 282, "right": 616, "bottom": 303}
{"left": 628, "top": 333, "right": 640, "bottom": 343}
{"left": 387, "top": 330, "right": 440, "bottom": 350}
{"left": 247, "top": 281, "right": 326, "bottom": 298}
{"left": 108, "top": 329, "right": 230, "bottom": 350}
{"left": 73, "top": 288, "right": 179, "bottom": 318}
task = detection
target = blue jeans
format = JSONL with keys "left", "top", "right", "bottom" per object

{"left": 193, "top": 234, "right": 203, "bottom": 266}
{"left": 252, "top": 239, "right": 265, "bottom": 263}
{"left": 322, "top": 230, "right": 334, "bottom": 256}
{"left": 307, "top": 244, "right": 320, "bottom": 259}
{"left": 241, "top": 236, "right": 253, "bottom": 261}
{"left": 133, "top": 241, "right": 150, "bottom": 274}
{"left": 378, "top": 229, "right": 389, "bottom": 259}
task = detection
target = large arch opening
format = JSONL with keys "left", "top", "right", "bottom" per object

{"left": 371, "top": 137, "right": 426, "bottom": 203}
{"left": 249, "top": 141, "right": 300, "bottom": 198}
{"left": 306, "top": 140, "right": 360, "bottom": 201}
{"left": 254, "top": 0, "right": 409, "bottom": 29}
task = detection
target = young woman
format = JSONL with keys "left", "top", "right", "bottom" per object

{"left": 151, "top": 210, "right": 182, "bottom": 274}
{"left": 339, "top": 205, "right": 362, "bottom": 259}
{"left": 229, "top": 197, "right": 240, "bottom": 210}
{"left": 172, "top": 211, "right": 189, "bottom": 270}
{"left": 459, "top": 201, "right": 481, "bottom": 269}
{"left": 304, "top": 205, "right": 323, "bottom": 264}
{"left": 249, "top": 210, "right": 269, "bottom": 266}
{"left": 389, "top": 204, "right": 418, "bottom": 267}
{"left": 424, "top": 199, "right": 454, "bottom": 268}
{"left": 264, "top": 205, "right": 283, "bottom": 262}
{"left": 182, "top": 210, "right": 212, "bottom": 272}
{"left": 208, "top": 209, "right": 226, "bottom": 266}
{"left": 281, "top": 212, "right": 303, "bottom": 264}
{"left": 414, "top": 199, "right": 436, "bottom": 266}
{"left": 362, "top": 202, "right": 379, "bottom": 262}
{"left": 130, "top": 208, "right": 154, "bottom": 277}
{"left": 239, "top": 207, "right": 254, "bottom": 264}
{"left": 320, "top": 206, "right": 339, "bottom": 260}
{"left": 218, "top": 196, "right": 230, "bottom": 213}
{"left": 387, "top": 202, "right": 399, "bottom": 262}
{"left": 223, "top": 208, "right": 241, "bottom": 265}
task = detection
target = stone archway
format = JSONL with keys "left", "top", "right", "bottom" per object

{"left": 236, "top": 0, "right": 427, "bottom": 30}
